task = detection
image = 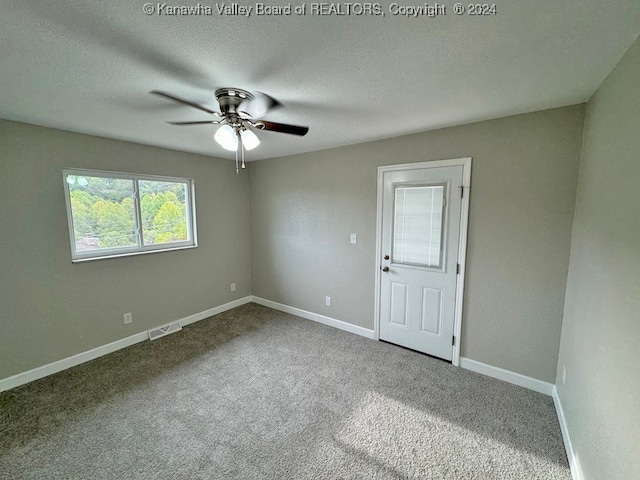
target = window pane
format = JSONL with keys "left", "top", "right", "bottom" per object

{"left": 392, "top": 185, "right": 444, "bottom": 267}
{"left": 139, "top": 180, "right": 189, "bottom": 246}
{"left": 67, "top": 175, "right": 137, "bottom": 251}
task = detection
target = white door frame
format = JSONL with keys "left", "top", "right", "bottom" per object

{"left": 374, "top": 158, "right": 472, "bottom": 366}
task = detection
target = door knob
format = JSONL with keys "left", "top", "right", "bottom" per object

{"left": 382, "top": 266, "right": 389, "bottom": 272}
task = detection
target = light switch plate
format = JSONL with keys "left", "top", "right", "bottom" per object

{"left": 350, "top": 233, "right": 357, "bottom": 244}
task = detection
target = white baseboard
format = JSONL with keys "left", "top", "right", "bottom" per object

{"left": 0, "top": 296, "right": 252, "bottom": 393}
{"left": 459, "top": 357, "right": 554, "bottom": 396}
{"left": 250, "top": 296, "right": 375, "bottom": 339}
{"left": 553, "top": 386, "right": 583, "bottom": 480}
{"left": 0, "top": 331, "right": 150, "bottom": 394}
{"left": 179, "top": 296, "right": 252, "bottom": 327}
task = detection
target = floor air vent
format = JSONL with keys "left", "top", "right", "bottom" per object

{"left": 148, "top": 321, "right": 182, "bottom": 341}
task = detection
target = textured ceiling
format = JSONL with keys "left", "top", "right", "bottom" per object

{"left": 1, "top": 1, "right": 639, "bottom": 160}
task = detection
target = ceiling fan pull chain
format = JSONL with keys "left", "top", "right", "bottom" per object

{"left": 241, "top": 141, "right": 246, "bottom": 169}
{"left": 235, "top": 137, "right": 239, "bottom": 174}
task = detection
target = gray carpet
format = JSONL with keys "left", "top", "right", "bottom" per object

{"left": 0, "top": 303, "right": 571, "bottom": 479}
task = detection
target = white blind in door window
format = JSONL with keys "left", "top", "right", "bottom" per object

{"left": 392, "top": 185, "right": 444, "bottom": 267}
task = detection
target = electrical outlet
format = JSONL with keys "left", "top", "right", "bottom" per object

{"left": 123, "top": 312, "right": 132, "bottom": 325}
{"left": 562, "top": 365, "right": 567, "bottom": 385}
{"left": 350, "top": 233, "right": 357, "bottom": 244}
{"left": 230, "top": 283, "right": 236, "bottom": 292}
{"left": 325, "top": 296, "right": 331, "bottom": 306}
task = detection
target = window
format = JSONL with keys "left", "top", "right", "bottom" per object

{"left": 63, "top": 169, "right": 196, "bottom": 261}
{"left": 392, "top": 184, "right": 444, "bottom": 268}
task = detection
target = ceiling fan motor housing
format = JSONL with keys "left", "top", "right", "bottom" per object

{"left": 215, "top": 88, "right": 253, "bottom": 118}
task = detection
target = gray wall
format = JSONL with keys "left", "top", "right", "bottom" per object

{"left": 556, "top": 36, "right": 640, "bottom": 479}
{"left": 249, "top": 105, "right": 585, "bottom": 383}
{"left": 0, "top": 120, "right": 251, "bottom": 380}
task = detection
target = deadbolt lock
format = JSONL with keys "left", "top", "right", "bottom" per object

{"left": 384, "top": 254, "right": 390, "bottom": 260}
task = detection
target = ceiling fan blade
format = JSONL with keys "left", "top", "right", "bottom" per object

{"left": 167, "top": 120, "right": 219, "bottom": 125}
{"left": 239, "top": 92, "right": 282, "bottom": 118}
{"left": 150, "top": 90, "right": 221, "bottom": 116}
{"left": 257, "top": 121, "right": 309, "bottom": 136}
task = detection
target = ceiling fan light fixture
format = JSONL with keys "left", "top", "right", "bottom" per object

{"left": 240, "top": 129, "right": 260, "bottom": 150}
{"left": 214, "top": 124, "right": 238, "bottom": 151}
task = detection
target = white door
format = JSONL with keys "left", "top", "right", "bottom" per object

{"left": 378, "top": 164, "right": 465, "bottom": 361}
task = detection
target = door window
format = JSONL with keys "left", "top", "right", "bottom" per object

{"left": 392, "top": 185, "right": 444, "bottom": 268}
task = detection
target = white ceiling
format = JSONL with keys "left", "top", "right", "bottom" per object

{"left": 1, "top": 1, "right": 638, "bottom": 161}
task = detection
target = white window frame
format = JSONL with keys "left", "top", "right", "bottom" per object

{"left": 63, "top": 168, "right": 197, "bottom": 262}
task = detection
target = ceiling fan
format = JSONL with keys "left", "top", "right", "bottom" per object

{"left": 151, "top": 88, "right": 309, "bottom": 172}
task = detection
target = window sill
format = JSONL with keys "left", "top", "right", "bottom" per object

{"left": 71, "top": 244, "right": 197, "bottom": 263}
